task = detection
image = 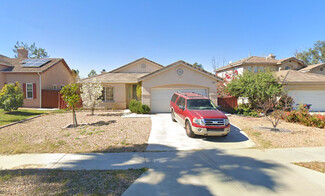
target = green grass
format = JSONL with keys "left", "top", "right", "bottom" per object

{"left": 0, "top": 109, "right": 50, "bottom": 126}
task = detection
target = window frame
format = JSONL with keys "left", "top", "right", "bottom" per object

{"left": 26, "top": 83, "right": 33, "bottom": 99}
{"left": 102, "top": 86, "right": 114, "bottom": 102}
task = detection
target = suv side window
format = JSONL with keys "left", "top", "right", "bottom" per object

{"left": 176, "top": 97, "right": 185, "bottom": 108}
{"left": 171, "top": 94, "right": 178, "bottom": 103}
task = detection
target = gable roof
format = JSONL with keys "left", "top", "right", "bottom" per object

{"left": 138, "top": 60, "right": 222, "bottom": 81}
{"left": 299, "top": 63, "right": 325, "bottom": 72}
{"left": 215, "top": 56, "right": 306, "bottom": 72}
{"left": 80, "top": 72, "right": 147, "bottom": 83}
{"left": 109, "top": 57, "right": 164, "bottom": 73}
{"left": 276, "top": 70, "right": 325, "bottom": 84}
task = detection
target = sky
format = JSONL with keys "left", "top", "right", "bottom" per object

{"left": 1, "top": 0, "right": 325, "bottom": 77}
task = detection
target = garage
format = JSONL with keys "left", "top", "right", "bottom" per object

{"left": 288, "top": 90, "right": 325, "bottom": 112}
{"left": 150, "top": 88, "right": 208, "bottom": 113}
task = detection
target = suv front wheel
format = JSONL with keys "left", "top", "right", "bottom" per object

{"left": 185, "top": 120, "right": 196, "bottom": 138}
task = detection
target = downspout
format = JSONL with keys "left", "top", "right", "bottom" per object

{"left": 37, "top": 72, "right": 42, "bottom": 108}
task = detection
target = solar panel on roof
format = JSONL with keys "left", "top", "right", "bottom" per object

{"left": 21, "top": 59, "right": 51, "bottom": 67}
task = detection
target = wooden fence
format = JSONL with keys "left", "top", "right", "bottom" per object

{"left": 42, "top": 90, "right": 82, "bottom": 109}
{"left": 218, "top": 96, "right": 238, "bottom": 109}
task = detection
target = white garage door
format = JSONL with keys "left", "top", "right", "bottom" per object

{"left": 151, "top": 88, "right": 208, "bottom": 113}
{"left": 288, "top": 90, "right": 325, "bottom": 112}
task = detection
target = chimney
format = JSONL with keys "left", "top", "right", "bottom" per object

{"left": 17, "top": 47, "right": 28, "bottom": 59}
{"left": 267, "top": 53, "right": 276, "bottom": 59}
{"left": 101, "top": 69, "right": 106, "bottom": 74}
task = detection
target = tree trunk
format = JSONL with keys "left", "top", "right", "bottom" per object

{"left": 91, "top": 108, "right": 94, "bottom": 116}
{"left": 72, "top": 108, "right": 78, "bottom": 127}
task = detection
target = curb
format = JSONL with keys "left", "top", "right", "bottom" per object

{"left": 0, "top": 115, "right": 42, "bottom": 129}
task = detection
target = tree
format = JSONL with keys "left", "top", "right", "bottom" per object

{"left": 193, "top": 62, "right": 203, "bottom": 69}
{"left": 13, "top": 41, "right": 49, "bottom": 58}
{"left": 88, "top": 69, "right": 97, "bottom": 78}
{"left": 296, "top": 40, "right": 325, "bottom": 65}
{"left": 0, "top": 82, "right": 24, "bottom": 111}
{"left": 80, "top": 80, "right": 103, "bottom": 115}
{"left": 71, "top": 69, "right": 79, "bottom": 83}
{"left": 226, "top": 71, "right": 283, "bottom": 109}
{"left": 60, "top": 84, "right": 81, "bottom": 127}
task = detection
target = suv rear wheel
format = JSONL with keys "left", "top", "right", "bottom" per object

{"left": 185, "top": 120, "right": 196, "bottom": 138}
{"left": 171, "top": 109, "right": 177, "bottom": 122}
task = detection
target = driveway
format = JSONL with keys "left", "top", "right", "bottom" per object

{"left": 146, "top": 113, "right": 255, "bottom": 151}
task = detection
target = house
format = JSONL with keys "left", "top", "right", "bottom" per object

{"left": 215, "top": 54, "right": 306, "bottom": 78}
{"left": 0, "top": 47, "right": 74, "bottom": 108}
{"left": 299, "top": 63, "right": 325, "bottom": 75}
{"left": 81, "top": 58, "right": 221, "bottom": 113}
{"left": 215, "top": 54, "right": 325, "bottom": 112}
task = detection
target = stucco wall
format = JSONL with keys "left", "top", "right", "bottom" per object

{"left": 3, "top": 73, "right": 40, "bottom": 107}
{"left": 41, "top": 61, "right": 74, "bottom": 90}
{"left": 96, "top": 83, "right": 127, "bottom": 109}
{"left": 283, "top": 83, "right": 325, "bottom": 91}
{"left": 280, "top": 61, "right": 304, "bottom": 71}
{"left": 115, "top": 60, "right": 162, "bottom": 73}
{"left": 309, "top": 65, "right": 325, "bottom": 75}
{"left": 142, "top": 64, "right": 218, "bottom": 107}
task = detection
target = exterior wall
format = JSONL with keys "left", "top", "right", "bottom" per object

{"left": 308, "top": 65, "right": 325, "bottom": 75}
{"left": 41, "top": 61, "right": 74, "bottom": 90}
{"left": 97, "top": 83, "right": 127, "bottom": 109}
{"left": 142, "top": 64, "right": 218, "bottom": 107}
{"left": 279, "top": 61, "right": 304, "bottom": 71}
{"left": 217, "top": 67, "right": 243, "bottom": 79}
{"left": 115, "top": 60, "right": 162, "bottom": 73}
{"left": 3, "top": 73, "right": 40, "bottom": 107}
{"left": 283, "top": 83, "right": 325, "bottom": 91}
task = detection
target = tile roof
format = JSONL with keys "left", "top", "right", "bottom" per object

{"left": 138, "top": 60, "right": 222, "bottom": 81}
{"left": 109, "top": 57, "right": 164, "bottom": 73}
{"left": 299, "top": 63, "right": 325, "bottom": 72}
{"left": 215, "top": 56, "right": 305, "bottom": 72}
{"left": 0, "top": 55, "right": 65, "bottom": 73}
{"left": 276, "top": 70, "right": 325, "bottom": 83}
{"left": 80, "top": 72, "right": 148, "bottom": 83}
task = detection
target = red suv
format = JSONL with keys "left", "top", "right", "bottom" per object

{"left": 170, "top": 92, "right": 230, "bottom": 137}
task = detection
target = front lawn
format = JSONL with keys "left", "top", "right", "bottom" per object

{"left": 0, "top": 168, "right": 146, "bottom": 195}
{"left": 0, "top": 109, "right": 50, "bottom": 126}
{"left": 0, "top": 110, "right": 151, "bottom": 154}
{"left": 294, "top": 162, "right": 325, "bottom": 173}
{"left": 229, "top": 115, "right": 325, "bottom": 148}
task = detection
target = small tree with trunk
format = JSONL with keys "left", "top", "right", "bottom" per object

{"left": 80, "top": 81, "right": 103, "bottom": 115}
{"left": 0, "top": 82, "right": 24, "bottom": 111}
{"left": 60, "top": 84, "right": 81, "bottom": 127}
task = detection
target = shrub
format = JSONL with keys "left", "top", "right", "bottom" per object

{"left": 283, "top": 107, "right": 325, "bottom": 129}
{"left": 0, "top": 82, "right": 24, "bottom": 111}
{"left": 235, "top": 104, "right": 258, "bottom": 117}
{"left": 129, "top": 99, "right": 150, "bottom": 114}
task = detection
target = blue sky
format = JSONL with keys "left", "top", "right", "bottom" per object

{"left": 0, "top": 0, "right": 324, "bottom": 77}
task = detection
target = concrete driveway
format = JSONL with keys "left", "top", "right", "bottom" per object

{"left": 146, "top": 113, "right": 255, "bottom": 151}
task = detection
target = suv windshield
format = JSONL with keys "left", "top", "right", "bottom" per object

{"left": 187, "top": 99, "right": 217, "bottom": 110}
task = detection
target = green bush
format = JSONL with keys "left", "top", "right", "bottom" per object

{"left": 129, "top": 99, "right": 150, "bottom": 114}
{"left": 0, "top": 82, "right": 24, "bottom": 111}
{"left": 235, "top": 104, "right": 258, "bottom": 117}
{"left": 284, "top": 106, "right": 325, "bottom": 128}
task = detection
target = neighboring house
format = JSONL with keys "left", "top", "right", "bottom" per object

{"left": 276, "top": 70, "right": 325, "bottom": 112}
{"left": 215, "top": 54, "right": 325, "bottom": 112}
{"left": 0, "top": 47, "right": 74, "bottom": 108}
{"left": 81, "top": 58, "right": 221, "bottom": 113}
{"left": 299, "top": 63, "right": 325, "bottom": 75}
{"left": 215, "top": 54, "right": 306, "bottom": 78}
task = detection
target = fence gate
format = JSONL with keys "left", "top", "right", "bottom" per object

{"left": 218, "top": 97, "right": 238, "bottom": 109}
{"left": 42, "top": 90, "right": 60, "bottom": 108}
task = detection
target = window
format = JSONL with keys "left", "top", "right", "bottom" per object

{"left": 26, "top": 83, "right": 33, "bottom": 99}
{"left": 101, "top": 87, "right": 114, "bottom": 101}
{"left": 247, "top": 66, "right": 252, "bottom": 72}
{"left": 176, "top": 97, "right": 185, "bottom": 108}
{"left": 53, "top": 84, "right": 57, "bottom": 90}
{"left": 285, "top": 66, "right": 291, "bottom": 70}
{"left": 171, "top": 94, "right": 179, "bottom": 103}
{"left": 254, "top": 66, "right": 258, "bottom": 73}
{"left": 259, "top": 66, "right": 264, "bottom": 72}
{"left": 60, "top": 85, "right": 64, "bottom": 89}
{"left": 320, "top": 67, "right": 324, "bottom": 71}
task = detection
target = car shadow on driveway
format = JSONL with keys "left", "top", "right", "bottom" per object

{"left": 196, "top": 124, "right": 249, "bottom": 143}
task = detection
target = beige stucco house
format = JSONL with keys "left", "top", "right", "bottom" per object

{"left": 0, "top": 47, "right": 74, "bottom": 108}
{"left": 215, "top": 54, "right": 325, "bottom": 111}
{"left": 82, "top": 58, "right": 221, "bottom": 113}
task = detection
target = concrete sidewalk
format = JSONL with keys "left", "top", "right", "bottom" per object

{"left": 1, "top": 147, "right": 325, "bottom": 195}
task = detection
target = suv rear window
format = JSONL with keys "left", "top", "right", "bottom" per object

{"left": 171, "top": 94, "right": 179, "bottom": 103}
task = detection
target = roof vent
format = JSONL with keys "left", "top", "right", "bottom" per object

{"left": 101, "top": 69, "right": 106, "bottom": 74}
